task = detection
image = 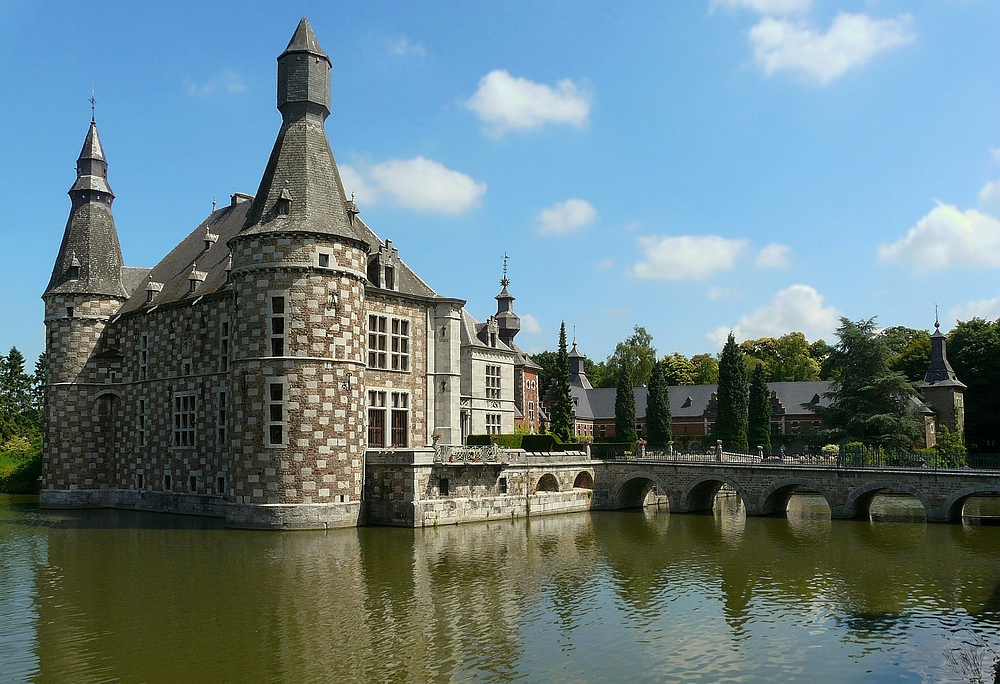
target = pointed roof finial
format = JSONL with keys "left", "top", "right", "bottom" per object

{"left": 89, "top": 87, "right": 96, "bottom": 123}
{"left": 212, "top": 196, "right": 216, "bottom": 212}
{"left": 500, "top": 252, "right": 510, "bottom": 288}
{"left": 935, "top": 303, "right": 940, "bottom": 331}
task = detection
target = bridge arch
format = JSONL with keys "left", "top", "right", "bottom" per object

{"left": 757, "top": 479, "right": 836, "bottom": 517}
{"left": 573, "top": 471, "right": 594, "bottom": 490}
{"left": 939, "top": 485, "right": 1000, "bottom": 523}
{"left": 681, "top": 475, "right": 751, "bottom": 515}
{"left": 842, "top": 481, "right": 933, "bottom": 520}
{"left": 535, "top": 473, "right": 560, "bottom": 493}
{"left": 610, "top": 471, "right": 672, "bottom": 509}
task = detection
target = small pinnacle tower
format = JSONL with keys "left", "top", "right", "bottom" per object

{"left": 494, "top": 254, "right": 520, "bottom": 347}
{"left": 568, "top": 339, "right": 593, "bottom": 390}
{"left": 920, "top": 316, "right": 966, "bottom": 442}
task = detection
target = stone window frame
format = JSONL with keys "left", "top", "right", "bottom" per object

{"left": 137, "top": 397, "right": 146, "bottom": 447}
{"left": 528, "top": 400, "right": 534, "bottom": 423}
{"left": 486, "top": 413, "right": 502, "bottom": 435}
{"left": 266, "top": 377, "right": 288, "bottom": 448}
{"left": 164, "top": 472, "right": 172, "bottom": 491}
{"left": 172, "top": 391, "right": 197, "bottom": 448}
{"left": 390, "top": 391, "right": 409, "bottom": 448}
{"left": 219, "top": 317, "right": 230, "bottom": 372}
{"left": 485, "top": 364, "right": 502, "bottom": 400}
{"left": 367, "top": 314, "right": 411, "bottom": 372}
{"left": 268, "top": 292, "right": 289, "bottom": 358}
{"left": 217, "top": 389, "right": 228, "bottom": 447}
{"left": 139, "top": 333, "right": 148, "bottom": 381}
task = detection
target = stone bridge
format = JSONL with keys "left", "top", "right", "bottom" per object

{"left": 588, "top": 459, "right": 1000, "bottom": 523}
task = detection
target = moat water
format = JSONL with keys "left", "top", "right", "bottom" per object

{"left": 2, "top": 494, "right": 1000, "bottom": 683}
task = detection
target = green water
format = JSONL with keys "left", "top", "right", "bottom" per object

{"left": 2, "top": 494, "right": 999, "bottom": 683}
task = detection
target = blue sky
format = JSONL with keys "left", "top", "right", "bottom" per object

{"left": 1, "top": 0, "right": 998, "bottom": 366}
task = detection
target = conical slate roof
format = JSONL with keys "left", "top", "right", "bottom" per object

{"left": 44, "top": 120, "right": 126, "bottom": 298}
{"left": 238, "top": 18, "right": 365, "bottom": 244}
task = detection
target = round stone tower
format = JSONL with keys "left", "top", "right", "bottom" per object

{"left": 226, "top": 18, "right": 370, "bottom": 529}
{"left": 41, "top": 119, "right": 128, "bottom": 503}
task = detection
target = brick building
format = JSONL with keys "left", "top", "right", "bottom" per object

{"left": 41, "top": 19, "right": 542, "bottom": 529}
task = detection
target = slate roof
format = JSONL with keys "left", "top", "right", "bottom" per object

{"left": 45, "top": 121, "right": 128, "bottom": 299}
{"left": 569, "top": 381, "right": 834, "bottom": 421}
{"left": 118, "top": 199, "right": 251, "bottom": 315}
{"left": 352, "top": 217, "right": 439, "bottom": 299}
{"left": 459, "top": 310, "right": 516, "bottom": 352}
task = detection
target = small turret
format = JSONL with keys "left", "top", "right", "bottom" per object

{"left": 568, "top": 338, "right": 593, "bottom": 390}
{"left": 919, "top": 313, "right": 966, "bottom": 443}
{"left": 494, "top": 254, "right": 521, "bottom": 347}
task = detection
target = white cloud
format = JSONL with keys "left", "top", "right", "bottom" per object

{"left": 183, "top": 69, "right": 246, "bottom": 95}
{"left": 340, "top": 157, "right": 486, "bottom": 215}
{"left": 537, "top": 198, "right": 597, "bottom": 235}
{"left": 596, "top": 258, "right": 615, "bottom": 270}
{"left": 755, "top": 242, "right": 792, "bottom": 268}
{"left": 948, "top": 298, "right": 1000, "bottom": 325}
{"left": 387, "top": 37, "right": 425, "bottom": 56}
{"left": 978, "top": 180, "right": 1000, "bottom": 212}
{"left": 991, "top": 148, "right": 1000, "bottom": 163}
{"left": 711, "top": 0, "right": 811, "bottom": 15}
{"left": 520, "top": 313, "right": 543, "bottom": 335}
{"left": 631, "top": 235, "right": 747, "bottom": 280}
{"left": 749, "top": 12, "right": 915, "bottom": 84}
{"left": 466, "top": 70, "right": 591, "bottom": 136}
{"left": 705, "top": 286, "right": 743, "bottom": 301}
{"left": 878, "top": 203, "right": 1000, "bottom": 271}
{"left": 707, "top": 284, "right": 840, "bottom": 347}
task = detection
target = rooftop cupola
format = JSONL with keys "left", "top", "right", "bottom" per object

{"left": 568, "top": 338, "right": 593, "bottom": 390}
{"left": 238, "top": 17, "right": 364, "bottom": 243}
{"left": 44, "top": 118, "right": 127, "bottom": 299}
{"left": 494, "top": 254, "right": 521, "bottom": 347}
{"left": 277, "top": 17, "right": 332, "bottom": 119}
{"left": 922, "top": 315, "right": 966, "bottom": 388}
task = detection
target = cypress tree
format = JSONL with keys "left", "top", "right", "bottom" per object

{"left": 747, "top": 363, "right": 771, "bottom": 456}
{"left": 615, "top": 361, "right": 637, "bottom": 444}
{"left": 549, "top": 322, "right": 575, "bottom": 441}
{"left": 646, "top": 359, "right": 672, "bottom": 448}
{"left": 715, "top": 333, "right": 749, "bottom": 451}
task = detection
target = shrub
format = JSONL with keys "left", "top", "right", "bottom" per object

{"left": 466, "top": 434, "right": 492, "bottom": 446}
{"left": 520, "top": 434, "right": 557, "bottom": 452}
{"left": 0, "top": 451, "right": 42, "bottom": 494}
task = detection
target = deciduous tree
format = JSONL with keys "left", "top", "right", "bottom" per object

{"left": 948, "top": 318, "right": 1000, "bottom": 451}
{"left": 661, "top": 352, "right": 695, "bottom": 386}
{"left": 690, "top": 353, "right": 719, "bottom": 385}
{"left": 601, "top": 326, "right": 657, "bottom": 388}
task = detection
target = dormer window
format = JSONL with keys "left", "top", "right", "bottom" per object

{"left": 68, "top": 254, "right": 81, "bottom": 280}
{"left": 145, "top": 281, "right": 163, "bottom": 303}
{"left": 147, "top": 289, "right": 155, "bottom": 303}
{"left": 682, "top": 397, "right": 693, "bottom": 408}
{"left": 204, "top": 231, "right": 219, "bottom": 251}
{"left": 384, "top": 265, "right": 395, "bottom": 291}
{"left": 276, "top": 188, "right": 292, "bottom": 216}
{"left": 187, "top": 266, "right": 206, "bottom": 294}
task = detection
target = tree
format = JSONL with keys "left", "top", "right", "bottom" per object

{"left": 715, "top": 333, "right": 749, "bottom": 451}
{"left": 646, "top": 360, "right": 672, "bottom": 448}
{"left": 548, "top": 323, "right": 575, "bottom": 441}
{"left": 883, "top": 326, "right": 931, "bottom": 383}
{"left": 741, "top": 333, "right": 819, "bottom": 381}
{"left": 934, "top": 425, "right": 966, "bottom": 468}
{"left": 0, "top": 347, "right": 35, "bottom": 442}
{"left": 747, "top": 363, "right": 771, "bottom": 455}
{"left": 809, "top": 339, "right": 837, "bottom": 380}
{"left": 808, "top": 318, "right": 923, "bottom": 452}
{"left": 614, "top": 361, "right": 637, "bottom": 444}
{"left": 661, "top": 352, "right": 695, "bottom": 386}
{"left": 948, "top": 318, "right": 1000, "bottom": 451}
{"left": 601, "top": 326, "right": 657, "bottom": 388}
{"left": 690, "top": 353, "right": 719, "bottom": 384}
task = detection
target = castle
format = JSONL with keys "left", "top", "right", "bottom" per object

{"left": 41, "top": 19, "right": 557, "bottom": 529}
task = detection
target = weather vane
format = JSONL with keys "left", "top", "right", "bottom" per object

{"left": 501, "top": 252, "right": 510, "bottom": 287}
{"left": 935, "top": 303, "right": 940, "bottom": 330}
{"left": 89, "top": 88, "right": 97, "bottom": 122}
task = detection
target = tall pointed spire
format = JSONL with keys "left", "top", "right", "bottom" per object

{"left": 44, "top": 119, "right": 126, "bottom": 298}
{"left": 923, "top": 315, "right": 964, "bottom": 387}
{"left": 240, "top": 17, "right": 362, "bottom": 242}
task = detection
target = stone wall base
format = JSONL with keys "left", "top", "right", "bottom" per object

{"left": 41, "top": 488, "right": 229, "bottom": 518}
{"left": 369, "top": 490, "right": 594, "bottom": 528}
{"left": 225, "top": 501, "right": 363, "bottom": 530}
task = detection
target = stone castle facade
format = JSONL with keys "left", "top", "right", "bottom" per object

{"left": 41, "top": 19, "right": 549, "bottom": 529}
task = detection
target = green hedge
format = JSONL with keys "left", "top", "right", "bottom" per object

{"left": 520, "top": 434, "right": 557, "bottom": 452}
{"left": 465, "top": 434, "right": 524, "bottom": 448}
{"left": 0, "top": 451, "right": 42, "bottom": 494}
